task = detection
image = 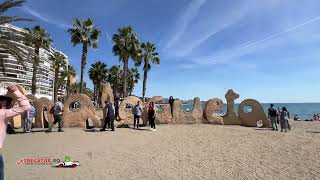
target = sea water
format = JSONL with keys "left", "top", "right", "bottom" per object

{"left": 181, "top": 103, "right": 320, "bottom": 120}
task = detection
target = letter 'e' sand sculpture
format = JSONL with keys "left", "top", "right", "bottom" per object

{"left": 238, "top": 99, "right": 270, "bottom": 128}
{"left": 172, "top": 97, "right": 203, "bottom": 124}
{"left": 222, "top": 89, "right": 242, "bottom": 125}
{"left": 203, "top": 98, "right": 224, "bottom": 125}
{"left": 63, "top": 93, "right": 100, "bottom": 127}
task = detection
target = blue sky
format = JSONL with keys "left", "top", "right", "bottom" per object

{"left": 6, "top": 0, "right": 320, "bottom": 103}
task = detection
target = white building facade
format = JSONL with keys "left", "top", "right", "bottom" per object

{"left": 0, "top": 24, "right": 68, "bottom": 100}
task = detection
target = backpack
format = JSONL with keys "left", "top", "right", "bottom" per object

{"left": 269, "top": 108, "right": 277, "bottom": 117}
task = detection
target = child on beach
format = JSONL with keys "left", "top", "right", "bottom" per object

{"left": 148, "top": 102, "right": 156, "bottom": 131}
{"left": 23, "top": 100, "right": 36, "bottom": 133}
{"left": 0, "top": 84, "right": 31, "bottom": 180}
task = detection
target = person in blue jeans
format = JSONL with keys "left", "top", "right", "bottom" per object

{"left": 23, "top": 100, "right": 36, "bottom": 133}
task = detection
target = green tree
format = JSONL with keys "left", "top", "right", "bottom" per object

{"left": 0, "top": 0, "right": 33, "bottom": 72}
{"left": 127, "top": 67, "right": 140, "bottom": 96}
{"left": 25, "top": 25, "right": 52, "bottom": 95}
{"left": 50, "top": 52, "right": 67, "bottom": 103}
{"left": 68, "top": 18, "right": 101, "bottom": 93}
{"left": 136, "top": 42, "right": 160, "bottom": 102}
{"left": 107, "top": 65, "right": 122, "bottom": 96}
{"left": 88, "top": 61, "right": 108, "bottom": 106}
{"left": 112, "top": 26, "right": 140, "bottom": 97}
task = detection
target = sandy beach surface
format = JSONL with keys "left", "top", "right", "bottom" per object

{"left": 2, "top": 121, "right": 320, "bottom": 180}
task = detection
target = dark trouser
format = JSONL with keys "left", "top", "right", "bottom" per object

{"left": 134, "top": 115, "right": 140, "bottom": 128}
{"left": 115, "top": 107, "right": 119, "bottom": 120}
{"left": 270, "top": 116, "right": 278, "bottom": 130}
{"left": 102, "top": 116, "right": 115, "bottom": 131}
{"left": 149, "top": 118, "right": 156, "bottom": 129}
{"left": 47, "top": 114, "right": 63, "bottom": 131}
{"left": 0, "top": 154, "right": 3, "bottom": 180}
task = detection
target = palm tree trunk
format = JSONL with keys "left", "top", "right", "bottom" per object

{"left": 31, "top": 45, "right": 40, "bottom": 95}
{"left": 80, "top": 43, "right": 88, "bottom": 93}
{"left": 53, "top": 66, "right": 59, "bottom": 103}
{"left": 142, "top": 61, "right": 148, "bottom": 103}
{"left": 93, "top": 84, "right": 96, "bottom": 103}
{"left": 123, "top": 56, "right": 129, "bottom": 97}
{"left": 66, "top": 76, "right": 71, "bottom": 96}
{"left": 97, "top": 84, "right": 100, "bottom": 107}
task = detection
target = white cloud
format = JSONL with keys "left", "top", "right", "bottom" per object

{"left": 23, "top": 6, "right": 70, "bottom": 29}
{"left": 163, "top": 0, "right": 207, "bottom": 50}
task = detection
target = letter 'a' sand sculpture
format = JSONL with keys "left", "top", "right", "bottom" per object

{"left": 238, "top": 99, "right": 270, "bottom": 127}
{"left": 141, "top": 96, "right": 172, "bottom": 125}
{"left": 203, "top": 98, "right": 224, "bottom": 125}
{"left": 118, "top": 96, "right": 143, "bottom": 124}
{"left": 222, "top": 89, "right": 242, "bottom": 125}
{"left": 63, "top": 93, "right": 100, "bottom": 128}
{"left": 101, "top": 84, "right": 114, "bottom": 108}
{"left": 172, "top": 97, "right": 203, "bottom": 124}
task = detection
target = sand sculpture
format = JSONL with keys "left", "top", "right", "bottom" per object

{"left": 63, "top": 93, "right": 100, "bottom": 128}
{"left": 222, "top": 89, "right": 242, "bottom": 125}
{"left": 34, "top": 97, "right": 54, "bottom": 128}
{"left": 141, "top": 96, "right": 172, "bottom": 125}
{"left": 118, "top": 96, "right": 143, "bottom": 124}
{"left": 172, "top": 97, "right": 203, "bottom": 124}
{"left": 238, "top": 99, "right": 270, "bottom": 127}
{"left": 101, "top": 84, "right": 114, "bottom": 108}
{"left": 203, "top": 98, "right": 224, "bottom": 124}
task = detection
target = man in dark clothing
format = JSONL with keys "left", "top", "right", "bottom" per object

{"left": 268, "top": 104, "right": 278, "bottom": 131}
{"left": 168, "top": 96, "right": 174, "bottom": 116}
{"left": 101, "top": 100, "right": 115, "bottom": 131}
{"left": 114, "top": 95, "right": 121, "bottom": 120}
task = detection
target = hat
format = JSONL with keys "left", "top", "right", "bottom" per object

{"left": 0, "top": 83, "right": 13, "bottom": 104}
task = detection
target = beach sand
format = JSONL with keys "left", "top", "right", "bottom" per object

{"left": 2, "top": 121, "right": 320, "bottom": 180}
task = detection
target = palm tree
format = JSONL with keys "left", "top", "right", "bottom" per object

{"left": 88, "top": 61, "right": 108, "bottom": 107}
{"left": 68, "top": 18, "right": 101, "bottom": 93}
{"left": 136, "top": 42, "right": 160, "bottom": 102}
{"left": 25, "top": 25, "right": 52, "bottom": 95}
{"left": 127, "top": 67, "right": 140, "bottom": 96}
{"left": 107, "top": 65, "right": 122, "bottom": 96}
{"left": 0, "top": 0, "right": 33, "bottom": 72}
{"left": 50, "top": 52, "right": 67, "bottom": 103}
{"left": 112, "top": 26, "right": 140, "bottom": 97}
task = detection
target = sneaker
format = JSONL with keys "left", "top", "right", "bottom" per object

{"left": 58, "top": 129, "right": 64, "bottom": 132}
{"left": 153, "top": 129, "right": 156, "bottom": 131}
{"left": 100, "top": 129, "right": 106, "bottom": 131}
{"left": 45, "top": 129, "right": 52, "bottom": 133}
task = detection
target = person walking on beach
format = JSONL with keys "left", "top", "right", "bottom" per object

{"left": 45, "top": 97, "right": 64, "bottom": 133}
{"left": 101, "top": 99, "right": 115, "bottom": 131}
{"left": 279, "top": 107, "right": 290, "bottom": 132}
{"left": 268, "top": 104, "right": 278, "bottom": 131}
{"left": 169, "top": 96, "right": 174, "bottom": 116}
{"left": 0, "top": 84, "right": 31, "bottom": 180}
{"left": 148, "top": 102, "right": 156, "bottom": 131}
{"left": 132, "top": 101, "right": 143, "bottom": 129}
{"left": 23, "top": 100, "right": 36, "bottom": 133}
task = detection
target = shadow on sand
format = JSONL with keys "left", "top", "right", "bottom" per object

{"left": 306, "top": 131, "right": 320, "bottom": 134}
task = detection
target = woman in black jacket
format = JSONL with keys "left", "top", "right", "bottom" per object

{"left": 148, "top": 102, "right": 156, "bottom": 131}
